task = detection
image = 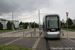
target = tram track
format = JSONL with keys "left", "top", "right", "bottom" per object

{"left": 60, "top": 39, "right": 74, "bottom": 50}
{"left": 46, "top": 39, "right": 50, "bottom": 50}
{"left": 46, "top": 38, "right": 74, "bottom": 50}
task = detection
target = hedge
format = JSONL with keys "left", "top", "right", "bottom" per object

{"left": 62, "top": 25, "right": 75, "bottom": 29}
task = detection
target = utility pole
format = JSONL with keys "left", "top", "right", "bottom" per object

{"left": 66, "top": 12, "right": 69, "bottom": 38}
{"left": 48, "top": 0, "right": 50, "bottom": 13}
{"left": 34, "top": 21, "right": 36, "bottom": 32}
{"left": 38, "top": 10, "right": 40, "bottom": 30}
{"left": 12, "top": 12, "right": 14, "bottom": 31}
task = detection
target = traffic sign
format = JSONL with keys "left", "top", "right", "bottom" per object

{"left": 66, "top": 12, "right": 69, "bottom": 38}
{"left": 66, "top": 12, "right": 69, "bottom": 16}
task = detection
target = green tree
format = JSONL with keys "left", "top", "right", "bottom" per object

{"left": 66, "top": 18, "right": 73, "bottom": 25}
{"left": 35, "top": 23, "right": 39, "bottom": 28}
{"left": 31, "top": 22, "right": 39, "bottom": 28}
{"left": 24, "top": 22, "right": 29, "bottom": 29}
{"left": 31, "top": 22, "right": 34, "bottom": 28}
{"left": 61, "top": 21, "right": 65, "bottom": 27}
{"left": 0, "top": 22, "right": 3, "bottom": 30}
{"left": 11, "top": 22, "right": 15, "bottom": 29}
{"left": 7, "top": 21, "right": 12, "bottom": 29}
{"left": 19, "top": 21, "right": 23, "bottom": 25}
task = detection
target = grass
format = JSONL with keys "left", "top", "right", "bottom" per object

{"left": 0, "top": 28, "right": 38, "bottom": 33}
{"left": 0, "top": 45, "right": 32, "bottom": 50}
{"left": 0, "top": 29, "right": 20, "bottom": 33}
{"left": 0, "top": 30, "right": 12, "bottom": 33}
{"left": 0, "top": 28, "right": 29, "bottom": 33}
{"left": 32, "top": 28, "right": 39, "bottom": 29}
{"left": 61, "top": 28, "right": 75, "bottom": 31}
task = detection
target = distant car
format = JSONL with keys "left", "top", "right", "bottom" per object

{"left": 43, "top": 14, "right": 61, "bottom": 38}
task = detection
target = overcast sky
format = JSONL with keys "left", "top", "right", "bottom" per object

{"left": 0, "top": 0, "right": 75, "bottom": 24}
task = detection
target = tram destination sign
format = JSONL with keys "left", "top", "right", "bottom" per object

{"left": 46, "top": 17, "right": 58, "bottom": 20}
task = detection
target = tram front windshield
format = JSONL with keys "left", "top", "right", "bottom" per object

{"left": 46, "top": 16, "right": 58, "bottom": 29}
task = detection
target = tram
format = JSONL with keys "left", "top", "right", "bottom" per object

{"left": 43, "top": 14, "right": 61, "bottom": 38}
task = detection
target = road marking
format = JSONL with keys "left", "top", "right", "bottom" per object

{"left": 66, "top": 38, "right": 75, "bottom": 43}
{"left": 32, "top": 35, "right": 41, "bottom": 50}
{"left": 5, "top": 37, "right": 22, "bottom": 45}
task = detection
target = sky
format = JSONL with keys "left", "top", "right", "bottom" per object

{"left": 0, "top": 0, "right": 75, "bottom": 24}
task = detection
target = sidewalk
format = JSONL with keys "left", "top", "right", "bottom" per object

{"left": 0, "top": 29, "right": 34, "bottom": 37}
{"left": 0, "top": 29, "right": 30, "bottom": 34}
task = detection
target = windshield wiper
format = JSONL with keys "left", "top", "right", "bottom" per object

{"left": 48, "top": 20, "right": 52, "bottom": 29}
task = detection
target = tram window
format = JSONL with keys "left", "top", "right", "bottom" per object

{"left": 43, "top": 22, "right": 45, "bottom": 30}
{"left": 46, "top": 17, "right": 58, "bottom": 29}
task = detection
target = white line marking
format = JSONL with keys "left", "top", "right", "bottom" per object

{"left": 66, "top": 38, "right": 75, "bottom": 43}
{"left": 5, "top": 38, "right": 22, "bottom": 45}
{"left": 32, "top": 35, "right": 41, "bottom": 50}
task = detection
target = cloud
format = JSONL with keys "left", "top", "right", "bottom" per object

{"left": 0, "top": 0, "right": 75, "bottom": 24}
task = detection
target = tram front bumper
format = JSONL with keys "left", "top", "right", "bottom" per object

{"left": 44, "top": 32, "right": 60, "bottom": 38}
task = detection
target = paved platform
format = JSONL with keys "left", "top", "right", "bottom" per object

{"left": 0, "top": 30, "right": 75, "bottom": 50}
{"left": 36, "top": 38, "right": 46, "bottom": 50}
{"left": 8, "top": 37, "right": 38, "bottom": 48}
{"left": 0, "top": 29, "right": 34, "bottom": 37}
{"left": 61, "top": 30, "right": 75, "bottom": 38}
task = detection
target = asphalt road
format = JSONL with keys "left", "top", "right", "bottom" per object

{"left": 0, "top": 37, "right": 19, "bottom": 45}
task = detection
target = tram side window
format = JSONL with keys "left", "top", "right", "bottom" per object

{"left": 43, "top": 22, "right": 44, "bottom": 30}
{"left": 43, "top": 22, "right": 45, "bottom": 30}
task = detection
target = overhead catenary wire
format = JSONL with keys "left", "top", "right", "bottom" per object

{"left": 10, "top": 0, "right": 25, "bottom": 31}
{"left": 10, "top": 0, "right": 25, "bottom": 11}
{"left": 0, "top": 6, "right": 11, "bottom": 11}
{"left": 0, "top": 0, "right": 25, "bottom": 12}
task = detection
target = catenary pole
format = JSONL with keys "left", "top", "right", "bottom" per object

{"left": 12, "top": 11, "right": 14, "bottom": 31}
{"left": 66, "top": 12, "right": 68, "bottom": 38}
{"left": 38, "top": 10, "right": 40, "bottom": 30}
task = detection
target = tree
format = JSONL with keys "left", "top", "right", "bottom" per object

{"left": 0, "top": 22, "right": 3, "bottom": 30}
{"left": 31, "top": 22, "right": 39, "bottom": 28}
{"left": 19, "top": 22, "right": 29, "bottom": 29}
{"left": 35, "top": 23, "right": 39, "bottom": 28}
{"left": 24, "top": 22, "right": 29, "bottom": 29}
{"left": 7, "top": 21, "right": 12, "bottom": 29}
{"left": 31, "top": 22, "right": 34, "bottom": 28}
{"left": 19, "top": 21, "right": 23, "bottom": 25}
{"left": 66, "top": 18, "right": 73, "bottom": 25}
{"left": 11, "top": 22, "right": 15, "bottom": 29}
{"left": 61, "top": 21, "right": 65, "bottom": 27}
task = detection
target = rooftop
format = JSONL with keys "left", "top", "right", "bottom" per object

{"left": 0, "top": 18, "right": 6, "bottom": 21}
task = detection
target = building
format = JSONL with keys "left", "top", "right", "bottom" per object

{"left": 72, "top": 19, "right": 75, "bottom": 25}
{"left": 0, "top": 18, "right": 19, "bottom": 29}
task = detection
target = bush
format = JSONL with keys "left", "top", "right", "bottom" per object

{"left": 62, "top": 25, "right": 67, "bottom": 28}
{"left": 11, "top": 22, "right": 15, "bottom": 29}
{"left": 68, "top": 25, "right": 71, "bottom": 29}
{"left": 70, "top": 25, "right": 75, "bottom": 29}
{"left": 62, "top": 25, "right": 75, "bottom": 29}
{"left": 0, "top": 22, "right": 3, "bottom": 30}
